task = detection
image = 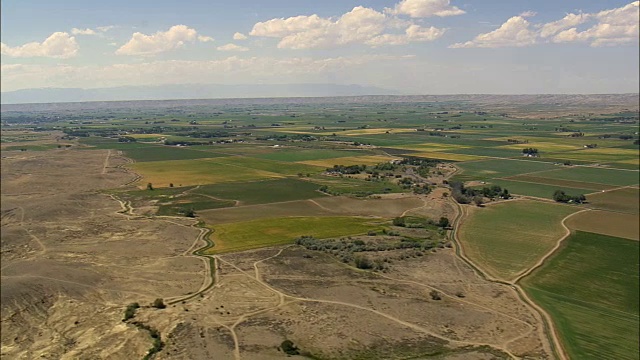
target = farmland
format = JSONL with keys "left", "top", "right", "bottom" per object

{"left": 205, "top": 216, "right": 383, "bottom": 254}
{"left": 457, "top": 200, "right": 578, "bottom": 281}
{"left": 1, "top": 95, "right": 637, "bottom": 359}
{"left": 521, "top": 231, "right": 639, "bottom": 360}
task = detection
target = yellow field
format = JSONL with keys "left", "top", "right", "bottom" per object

{"left": 130, "top": 158, "right": 282, "bottom": 188}
{"left": 127, "top": 133, "right": 165, "bottom": 139}
{"left": 615, "top": 158, "right": 640, "bottom": 165}
{"left": 410, "top": 151, "right": 484, "bottom": 161}
{"left": 499, "top": 142, "right": 580, "bottom": 152}
{"left": 565, "top": 210, "right": 639, "bottom": 241}
{"left": 299, "top": 155, "right": 399, "bottom": 167}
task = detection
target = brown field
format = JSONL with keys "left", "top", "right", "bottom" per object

{"left": 586, "top": 186, "right": 640, "bottom": 214}
{"left": 503, "top": 174, "right": 615, "bottom": 191}
{"left": 565, "top": 210, "right": 639, "bottom": 241}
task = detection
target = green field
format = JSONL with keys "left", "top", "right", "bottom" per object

{"left": 206, "top": 216, "right": 382, "bottom": 253}
{"left": 122, "top": 145, "right": 226, "bottom": 162}
{"left": 457, "top": 200, "right": 577, "bottom": 281}
{"left": 194, "top": 178, "right": 326, "bottom": 205}
{"left": 521, "top": 231, "right": 639, "bottom": 360}
{"left": 453, "top": 159, "right": 559, "bottom": 182}
{"left": 474, "top": 179, "right": 596, "bottom": 199}
{"left": 211, "top": 156, "right": 325, "bottom": 176}
{"left": 130, "top": 158, "right": 282, "bottom": 187}
{"left": 532, "top": 167, "right": 639, "bottom": 187}
{"left": 254, "top": 148, "right": 371, "bottom": 162}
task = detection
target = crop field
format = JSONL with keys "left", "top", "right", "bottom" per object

{"left": 254, "top": 148, "right": 372, "bottom": 162}
{"left": 453, "top": 159, "right": 559, "bottom": 182}
{"left": 531, "top": 167, "right": 639, "bottom": 187}
{"left": 193, "top": 178, "right": 326, "bottom": 205}
{"left": 502, "top": 175, "right": 614, "bottom": 191}
{"left": 210, "top": 156, "right": 325, "bottom": 176}
{"left": 521, "top": 231, "right": 639, "bottom": 360}
{"left": 122, "top": 145, "right": 225, "bottom": 162}
{"left": 587, "top": 187, "right": 640, "bottom": 214}
{"left": 565, "top": 210, "right": 639, "bottom": 241}
{"left": 206, "top": 216, "right": 382, "bottom": 253}
{"left": 130, "top": 158, "right": 282, "bottom": 187}
{"left": 299, "top": 155, "right": 398, "bottom": 167}
{"left": 471, "top": 179, "right": 594, "bottom": 199}
{"left": 409, "top": 151, "right": 484, "bottom": 162}
{"left": 457, "top": 200, "right": 578, "bottom": 281}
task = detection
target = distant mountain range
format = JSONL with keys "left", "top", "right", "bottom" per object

{"left": 0, "top": 83, "right": 400, "bottom": 104}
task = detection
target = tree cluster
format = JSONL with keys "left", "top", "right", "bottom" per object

{"left": 449, "top": 182, "right": 509, "bottom": 204}
{"left": 326, "top": 164, "right": 366, "bottom": 175}
{"left": 522, "top": 148, "right": 539, "bottom": 156}
{"left": 553, "top": 190, "right": 586, "bottom": 204}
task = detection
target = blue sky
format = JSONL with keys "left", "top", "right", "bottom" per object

{"left": 1, "top": 0, "right": 638, "bottom": 94}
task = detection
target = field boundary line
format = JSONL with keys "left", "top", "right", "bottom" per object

{"left": 448, "top": 198, "right": 567, "bottom": 360}
{"left": 512, "top": 209, "right": 590, "bottom": 284}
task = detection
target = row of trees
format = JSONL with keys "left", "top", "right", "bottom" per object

{"left": 449, "top": 182, "right": 510, "bottom": 205}
{"left": 553, "top": 190, "right": 587, "bottom": 204}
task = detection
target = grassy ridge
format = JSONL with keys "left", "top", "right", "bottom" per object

{"left": 521, "top": 231, "right": 639, "bottom": 360}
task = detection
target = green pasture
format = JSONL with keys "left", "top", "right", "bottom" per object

{"left": 206, "top": 216, "right": 382, "bottom": 253}
{"left": 453, "top": 159, "right": 559, "bottom": 182}
{"left": 130, "top": 158, "right": 282, "bottom": 187}
{"left": 194, "top": 178, "right": 326, "bottom": 205}
{"left": 521, "top": 231, "right": 639, "bottom": 360}
{"left": 531, "top": 167, "right": 639, "bottom": 186}
{"left": 457, "top": 200, "right": 577, "bottom": 281}
{"left": 210, "top": 156, "right": 325, "bottom": 176}
{"left": 253, "top": 148, "right": 371, "bottom": 162}
{"left": 471, "top": 179, "right": 595, "bottom": 199}
{"left": 123, "top": 145, "right": 226, "bottom": 162}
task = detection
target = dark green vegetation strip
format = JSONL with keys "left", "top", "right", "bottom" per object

{"left": 474, "top": 179, "right": 594, "bottom": 199}
{"left": 521, "top": 231, "right": 640, "bottom": 360}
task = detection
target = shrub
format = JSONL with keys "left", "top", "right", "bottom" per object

{"left": 429, "top": 290, "right": 442, "bottom": 300}
{"left": 281, "top": 340, "right": 300, "bottom": 355}
{"left": 152, "top": 298, "right": 166, "bottom": 309}
{"left": 354, "top": 255, "right": 374, "bottom": 269}
{"left": 123, "top": 302, "right": 140, "bottom": 321}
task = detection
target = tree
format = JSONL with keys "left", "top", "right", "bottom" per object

{"left": 473, "top": 196, "right": 484, "bottom": 207}
{"left": 146, "top": 183, "right": 154, "bottom": 191}
{"left": 354, "top": 255, "right": 373, "bottom": 269}
{"left": 184, "top": 208, "right": 196, "bottom": 218}
{"left": 152, "top": 298, "right": 166, "bottom": 309}
{"left": 280, "top": 340, "right": 299, "bottom": 355}
{"left": 437, "top": 217, "right": 450, "bottom": 228}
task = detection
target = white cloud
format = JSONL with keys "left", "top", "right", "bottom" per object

{"left": 389, "top": 0, "right": 465, "bottom": 18}
{"left": 1, "top": 32, "right": 79, "bottom": 58}
{"left": 450, "top": 15, "right": 536, "bottom": 48}
{"left": 71, "top": 28, "right": 97, "bottom": 35}
{"left": 250, "top": 6, "right": 444, "bottom": 49}
{"left": 115, "top": 25, "right": 214, "bottom": 55}
{"left": 539, "top": 13, "right": 590, "bottom": 38}
{"left": 452, "top": 1, "right": 639, "bottom": 48}
{"left": 552, "top": 1, "right": 639, "bottom": 46}
{"left": 217, "top": 43, "right": 249, "bottom": 51}
{"left": 367, "top": 24, "right": 445, "bottom": 46}
{"left": 233, "top": 32, "right": 248, "bottom": 40}
{"left": 198, "top": 35, "right": 215, "bottom": 42}
{"left": 96, "top": 25, "right": 116, "bottom": 32}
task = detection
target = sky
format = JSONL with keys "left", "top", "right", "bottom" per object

{"left": 1, "top": 0, "right": 638, "bottom": 94}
